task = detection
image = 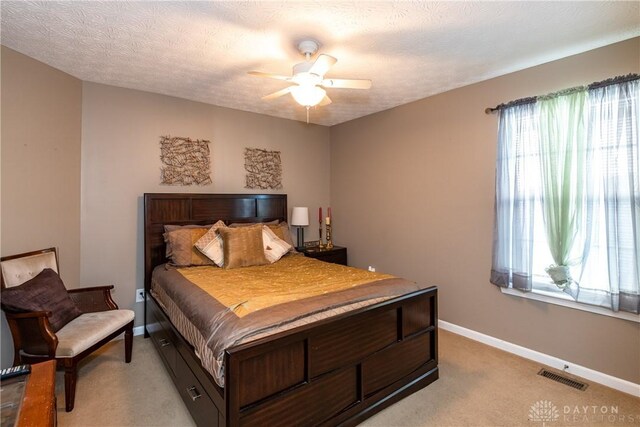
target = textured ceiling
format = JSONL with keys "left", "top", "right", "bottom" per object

{"left": 1, "top": 1, "right": 638, "bottom": 126}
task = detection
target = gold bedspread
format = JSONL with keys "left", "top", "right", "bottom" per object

{"left": 177, "top": 255, "right": 394, "bottom": 317}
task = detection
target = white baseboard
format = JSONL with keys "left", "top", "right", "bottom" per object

{"left": 438, "top": 320, "right": 640, "bottom": 398}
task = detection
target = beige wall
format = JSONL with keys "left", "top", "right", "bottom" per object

{"left": 330, "top": 38, "right": 640, "bottom": 384}
{"left": 80, "top": 82, "right": 330, "bottom": 326}
{"left": 1, "top": 46, "right": 82, "bottom": 367}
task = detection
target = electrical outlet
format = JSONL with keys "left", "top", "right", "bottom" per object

{"left": 136, "top": 288, "right": 145, "bottom": 303}
{"left": 368, "top": 266, "right": 376, "bottom": 272}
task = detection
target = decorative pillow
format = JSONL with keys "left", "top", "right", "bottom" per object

{"left": 194, "top": 220, "right": 227, "bottom": 267}
{"left": 164, "top": 227, "right": 214, "bottom": 267}
{"left": 163, "top": 224, "right": 213, "bottom": 232}
{"left": 262, "top": 226, "right": 292, "bottom": 263}
{"left": 1, "top": 268, "right": 82, "bottom": 332}
{"left": 268, "top": 222, "right": 298, "bottom": 253}
{"left": 163, "top": 224, "right": 212, "bottom": 258}
{"left": 229, "top": 220, "right": 279, "bottom": 228}
{"left": 217, "top": 225, "right": 269, "bottom": 269}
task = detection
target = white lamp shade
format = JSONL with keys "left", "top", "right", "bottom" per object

{"left": 290, "top": 85, "right": 326, "bottom": 107}
{"left": 291, "top": 207, "right": 310, "bottom": 226}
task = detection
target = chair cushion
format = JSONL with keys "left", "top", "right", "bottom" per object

{"left": 1, "top": 268, "right": 82, "bottom": 332}
{"left": 55, "top": 309, "right": 135, "bottom": 358}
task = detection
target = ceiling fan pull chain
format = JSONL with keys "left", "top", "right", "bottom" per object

{"left": 306, "top": 106, "right": 310, "bottom": 124}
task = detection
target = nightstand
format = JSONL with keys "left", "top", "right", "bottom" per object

{"left": 301, "top": 246, "right": 348, "bottom": 266}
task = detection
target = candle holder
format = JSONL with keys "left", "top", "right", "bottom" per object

{"left": 326, "top": 223, "right": 334, "bottom": 250}
{"left": 318, "top": 226, "right": 325, "bottom": 250}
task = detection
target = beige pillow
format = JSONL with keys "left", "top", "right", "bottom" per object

{"left": 262, "top": 226, "right": 292, "bottom": 263}
{"left": 269, "top": 222, "right": 297, "bottom": 253}
{"left": 194, "top": 220, "right": 227, "bottom": 267}
{"left": 163, "top": 224, "right": 211, "bottom": 258}
{"left": 164, "top": 228, "right": 214, "bottom": 266}
{"left": 218, "top": 225, "right": 269, "bottom": 269}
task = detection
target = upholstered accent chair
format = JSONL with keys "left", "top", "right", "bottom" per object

{"left": 0, "top": 248, "right": 134, "bottom": 412}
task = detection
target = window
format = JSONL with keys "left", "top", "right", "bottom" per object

{"left": 490, "top": 77, "right": 639, "bottom": 315}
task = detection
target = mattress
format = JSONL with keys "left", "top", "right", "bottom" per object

{"left": 150, "top": 254, "right": 427, "bottom": 387}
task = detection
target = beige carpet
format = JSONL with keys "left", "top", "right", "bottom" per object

{"left": 56, "top": 330, "right": 639, "bottom": 426}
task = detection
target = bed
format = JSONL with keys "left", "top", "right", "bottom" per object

{"left": 144, "top": 193, "right": 438, "bottom": 427}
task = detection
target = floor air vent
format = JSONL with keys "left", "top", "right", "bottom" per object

{"left": 538, "top": 369, "right": 588, "bottom": 391}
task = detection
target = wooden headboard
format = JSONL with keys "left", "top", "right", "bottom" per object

{"left": 143, "top": 193, "right": 287, "bottom": 292}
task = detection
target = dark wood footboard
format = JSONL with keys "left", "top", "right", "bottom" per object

{"left": 225, "top": 287, "right": 438, "bottom": 427}
{"left": 147, "top": 286, "right": 437, "bottom": 427}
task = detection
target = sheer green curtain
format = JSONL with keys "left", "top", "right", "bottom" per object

{"left": 537, "top": 90, "right": 592, "bottom": 288}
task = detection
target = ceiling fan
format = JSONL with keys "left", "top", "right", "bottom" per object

{"left": 249, "top": 39, "right": 372, "bottom": 122}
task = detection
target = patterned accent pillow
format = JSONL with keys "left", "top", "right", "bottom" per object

{"left": 217, "top": 225, "right": 269, "bottom": 269}
{"left": 262, "top": 225, "right": 292, "bottom": 263}
{"left": 194, "top": 220, "right": 227, "bottom": 267}
{"left": 164, "top": 228, "right": 214, "bottom": 267}
{"left": 268, "top": 222, "right": 298, "bottom": 253}
{"left": 1, "top": 268, "right": 82, "bottom": 332}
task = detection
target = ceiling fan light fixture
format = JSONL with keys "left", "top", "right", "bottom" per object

{"left": 290, "top": 85, "right": 326, "bottom": 107}
{"left": 249, "top": 38, "right": 370, "bottom": 121}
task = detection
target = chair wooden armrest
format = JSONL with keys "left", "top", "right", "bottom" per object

{"left": 68, "top": 285, "right": 118, "bottom": 312}
{"left": 4, "top": 310, "right": 58, "bottom": 364}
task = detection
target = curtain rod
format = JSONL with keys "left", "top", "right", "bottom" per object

{"left": 484, "top": 73, "right": 639, "bottom": 114}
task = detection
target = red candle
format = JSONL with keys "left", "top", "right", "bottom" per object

{"left": 328, "top": 207, "right": 332, "bottom": 219}
{"left": 319, "top": 207, "right": 322, "bottom": 223}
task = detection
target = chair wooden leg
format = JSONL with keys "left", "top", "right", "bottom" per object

{"left": 63, "top": 360, "right": 78, "bottom": 412}
{"left": 124, "top": 321, "right": 133, "bottom": 363}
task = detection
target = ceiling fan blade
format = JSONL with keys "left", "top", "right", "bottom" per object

{"left": 318, "top": 95, "right": 332, "bottom": 106}
{"left": 322, "top": 78, "right": 372, "bottom": 89}
{"left": 309, "top": 54, "right": 337, "bottom": 77}
{"left": 248, "top": 71, "right": 291, "bottom": 81}
{"left": 262, "top": 86, "right": 292, "bottom": 100}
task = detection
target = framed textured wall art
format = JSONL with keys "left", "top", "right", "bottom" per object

{"left": 159, "top": 136, "right": 212, "bottom": 185}
{"left": 244, "top": 147, "right": 283, "bottom": 190}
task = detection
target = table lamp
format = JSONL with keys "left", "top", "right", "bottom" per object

{"left": 291, "top": 207, "right": 309, "bottom": 249}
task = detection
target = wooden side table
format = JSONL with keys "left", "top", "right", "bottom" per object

{"left": 1, "top": 360, "right": 57, "bottom": 427}
{"left": 302, "top": 246, "right": 348, "bottom": 266}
